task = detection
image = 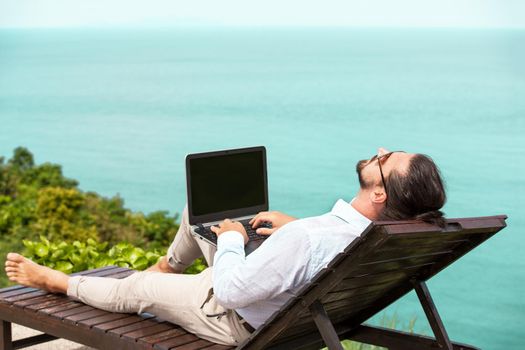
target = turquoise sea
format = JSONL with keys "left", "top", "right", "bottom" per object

{"left": 0, "top": 28, "right": 524, "bottom": 349}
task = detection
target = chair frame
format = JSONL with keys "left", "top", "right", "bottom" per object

{"left": 0, "top": 215, "right": 507, "bottom": 350}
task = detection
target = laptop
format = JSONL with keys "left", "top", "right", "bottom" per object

{"left": 186, "top": 146, "right": 271, "bottom": 254}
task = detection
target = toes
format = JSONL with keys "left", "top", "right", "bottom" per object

{"left": 5, "top": 267, "right": 18, "bottom": 273}
{"left": 5, "top": 261, "right": 18, "bottom": 268}
{"left": 7, "top": 253, "right": 24, "bottom": 263}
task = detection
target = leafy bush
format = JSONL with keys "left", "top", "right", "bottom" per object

{"left": 0, "top": 147, "right": 182, "bottom": 286}
{"left": 0, "top": 147, "right": 180, "bottom": 248}
{"left": 21, "top": 236, "right": 207, "bottom": 275}
{"left": 23, "top": 236, "right": 163, "bottom": 273}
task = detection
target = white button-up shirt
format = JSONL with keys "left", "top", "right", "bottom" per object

{"left": 213, "top": 199, "right": 371, "bottom": 328}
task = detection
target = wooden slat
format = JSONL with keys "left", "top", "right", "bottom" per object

{"left": 359, "top": 250, "right": 453, "bottom": 267}
{"left": 120, "top": 322, "right": 174, "bottom": 341}
{"left": 94, "top": 314, "right": 154, "bottom": 332}
{"left": 52, "top": 305, "right": 93, "bottom": 319}
{"left": 65, "top": 309, "right": 108, "bottom": 322}
{"left": 154, "top": 333, "right": 200, "bottom": 350}
{"left": 365, "top": 240, "right": 465, "bottom": 259}
{"left": 0, "top": 285, "right": 33, "bottom": 294}
{"left": 15, "top": 294, "right": 57, "bottom": 307}
{"left": 0, "top": 288, "right": 39, "bottom": 299}
{"left": 0, "top": 266, "right": 127, "bottom": 301}
{"left": 322, "top": 281, "right": 398, "bottom": 304}
{"left": 377, "top": 238, "right": 469, "bottom": 252}
{"left": 4, "top": 290, "right": 48, "bottom": 303}
{"left": 79, "top": 313, "right": 131, "bottom": 327}
{"left": 349, "top": 259, "right": 439, "bottom": 278}
{"left": 171, "top": 339, "right": 214, "bottom": 350}
{"left": 26, "top": 297, "right": 71, "bottom": 311}
{"left": 107, "top": 318, "right": 164, "bottom": 338}
{"left": 37, "top": 301, "right": 83, "bottom": 315}
{"left": 137, "top": 328, "right": 186, "bottom": 345}
{"left": 332, "top": 275, "right": 404, "bottom": 294}
{"left": 332, "top": 266, "right": 420, "bottom": 292}
{"left": 0, "top": 286, "right": 37, "bottom": 297}
{"left": 203, "top": 344, "right": 234, "bottom": 350}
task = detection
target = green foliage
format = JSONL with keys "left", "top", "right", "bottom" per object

{"left": 9, "top": 147, "right": 34, "bottom": 171}
{"left": 0, "top": 146, "right": 179, "bottom": 245}
{"left": 183, "top": 257, "right": 207, "bottom": 275}
{"left": 21, "top": 236, "right": 206, "bottom": 275}
{"left": 0, "top": 146, "right": 182, "bottom": 286}
{"left": 22, "top": 236, "right": 163, "bottom": 273}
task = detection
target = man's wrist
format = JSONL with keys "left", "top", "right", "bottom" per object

{"left": 217, "top": 230, "right": 246, "bottom": 246}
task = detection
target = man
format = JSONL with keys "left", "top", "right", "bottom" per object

{"left": 4, "top": 148, "right": 446, "bottom": 346}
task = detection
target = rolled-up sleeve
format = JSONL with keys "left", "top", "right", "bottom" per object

{"left": 212, "top": 227, "right": 310, "bottom": 310}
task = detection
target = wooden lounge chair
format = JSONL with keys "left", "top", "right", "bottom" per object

{"left": 0, "top": 215, "right": 507, "bottom": 350}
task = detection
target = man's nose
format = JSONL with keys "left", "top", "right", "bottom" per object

{"left": 378, "top": 147, "right": 390, "bottom": 156}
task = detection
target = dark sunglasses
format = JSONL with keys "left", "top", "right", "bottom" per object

{"left": 369, "top": 151, "right": 404, "bottom": 195}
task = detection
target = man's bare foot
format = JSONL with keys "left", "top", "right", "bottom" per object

{"left": 4, "top": 253, "right": 69, "bottom": 294}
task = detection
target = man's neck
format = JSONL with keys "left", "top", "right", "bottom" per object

{"left": 351, "top": 191, "right": 380, "bottom": 221}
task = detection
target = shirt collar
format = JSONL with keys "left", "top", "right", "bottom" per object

{"left": 330, "top": 198, "right": 372, "bottom": 230}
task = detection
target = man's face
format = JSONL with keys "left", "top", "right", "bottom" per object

{"left": 356, "top": 148, "right": 414, "bottom": 190}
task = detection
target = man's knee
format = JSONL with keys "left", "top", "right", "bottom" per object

{"left": 111, "top": 272, "right": 154, "bottom": 313}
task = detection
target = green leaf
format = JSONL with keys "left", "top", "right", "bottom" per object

{"left": 128, "top": 248, "right": 144, "bottom": 264}
{"left": 70, "top": 253, "right": 82, "bottom": 265}
{"left": 88, "top": 250, "right": 100, "bottom": 259}
{"left": 55, "top": 261, "right": 74, "bottom": 274}
{"left": 146, "top": 252, "right": 160, "bottom": 263}
{"left": 35, "top": 243, "right": 49, "bottom": 258}
{"left": 39, "top": 235, "right": 50, "bottom": 247}
{"left": 51, "top": 249, "right": 66, "bottom": 260}
{"left": 132, "top": 257, "right": 148, "bottom": 270}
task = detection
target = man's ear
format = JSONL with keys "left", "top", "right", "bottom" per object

{"left": 369, "top": 186, "right": 387, "bottom": 204}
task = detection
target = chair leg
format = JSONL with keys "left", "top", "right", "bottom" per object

{"left": 345, "top": 324, "right": 479, "bottom": 350}
{"left": 1, "top": 320, "right": 13, "bottom": 350}
{"left": 413, "top": 280, "right": 453, "bottom": 350}
{"left": 309, "top": 300, "right": 344, "bottom": 350}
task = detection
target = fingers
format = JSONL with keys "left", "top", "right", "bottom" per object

{"left": 211, "top": 219, "right": 240, "bottom": 235}
{"left": 251, "top": 213, "right": 270, "bottom": 228}
{"left": 249, "top": 212, "right": 266, "bottom": 225}
{"left": 255, "top": 227, "right": 275, "bottom": 235}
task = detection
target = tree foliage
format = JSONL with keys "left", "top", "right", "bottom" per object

{"left": 0, "top": 147, "right": 199, "bottom": 287}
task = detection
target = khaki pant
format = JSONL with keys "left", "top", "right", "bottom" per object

{"left": 67, "top": 206, "right": 251, "bottom": 345}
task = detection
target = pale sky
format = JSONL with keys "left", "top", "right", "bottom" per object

{"left": 1, "top": 0, "right": 524, "bottom": 28}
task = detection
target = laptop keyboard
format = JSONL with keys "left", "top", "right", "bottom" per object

{"left": 195, "top": 219, "right": 272, "bottom": 245}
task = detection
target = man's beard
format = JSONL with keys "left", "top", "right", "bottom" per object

{"left": 356, "top": 159, "right": 372, "bottom": 189}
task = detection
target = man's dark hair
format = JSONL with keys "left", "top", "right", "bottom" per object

{"left": 379, "top": 154, "right": 446, "bottom": 226}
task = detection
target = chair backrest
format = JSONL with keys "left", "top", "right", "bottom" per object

{"left": 239, "top": 215, "right": 507, "bottom": 349}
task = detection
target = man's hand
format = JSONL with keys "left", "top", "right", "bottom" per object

{"left": 211, "top": 219, "right": 249, "bottom": 245}
{"left": 249, "top": 211, "right": 297, "bottom": 235}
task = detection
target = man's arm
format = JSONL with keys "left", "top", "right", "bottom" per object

{"left": 210, "top": 218, "right": 310, "bottom": 310}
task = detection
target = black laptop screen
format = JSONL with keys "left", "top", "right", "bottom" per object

{"left": 188, "top": 149, "right": 267, "bottom": 218}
